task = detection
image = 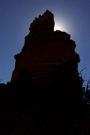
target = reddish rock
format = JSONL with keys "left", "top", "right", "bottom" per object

{"left": 11, "top": 10, "right": 80, "bottom": 87}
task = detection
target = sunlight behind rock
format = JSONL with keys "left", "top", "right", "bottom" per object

{"left": 54, "top": 18, "right": 70, "bottom": 33}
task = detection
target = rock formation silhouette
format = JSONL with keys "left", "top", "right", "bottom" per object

{"left": 11, "top": 10, "right": 80, "bottom": 88}
{"left": 0, "top": 10, "right": 88, "bottom": 135}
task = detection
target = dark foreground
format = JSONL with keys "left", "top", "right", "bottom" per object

{"left": 0, "top": 101, "right": 90, "bottom": 135}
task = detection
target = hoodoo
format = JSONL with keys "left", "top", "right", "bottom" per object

{"left": 11, "top": 10, "right": 80, "bottom": 87}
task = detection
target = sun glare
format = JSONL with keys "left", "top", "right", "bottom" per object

{"left": 54, "top": 18, "right": 70, "bottom": 33}
{"left": 54, "top": 21, "right": 67, "bottom": 32}
{"left": 54, "top": 22, "right": 64, "bottom": 31}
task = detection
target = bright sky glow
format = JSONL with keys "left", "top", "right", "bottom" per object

{"left": 54, "top": 21, "right": 64, "bottom": 31}
{"left": 54, "top": 18, "right": 70, "bottom": 34}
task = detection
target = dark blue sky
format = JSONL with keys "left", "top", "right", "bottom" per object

{"left": 0, "top": 0, "right": 90, "bottom": 84}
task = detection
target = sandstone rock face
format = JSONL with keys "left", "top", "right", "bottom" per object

{"left": 11, "top": 10, "right": 80, "bottom": 87}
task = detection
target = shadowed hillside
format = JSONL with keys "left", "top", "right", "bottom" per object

{"left": 0, "top": 10, "right": 89, "bottom": 135}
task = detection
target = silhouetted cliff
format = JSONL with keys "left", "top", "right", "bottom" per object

{"left": 11, "top": 10, "right": 80, "bottom": 88}
{"left": 0, "top": 10, "right": 88, "bottom": 135}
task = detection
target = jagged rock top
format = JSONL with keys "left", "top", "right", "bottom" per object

{"left": 12, "top": 10, "right": 80, "bottom": 84}
{"left": 29, "top": 10, "right": 54, "bottom": 35}
{"left": 15, "top": 10, "right": 77, "bottom": 59}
